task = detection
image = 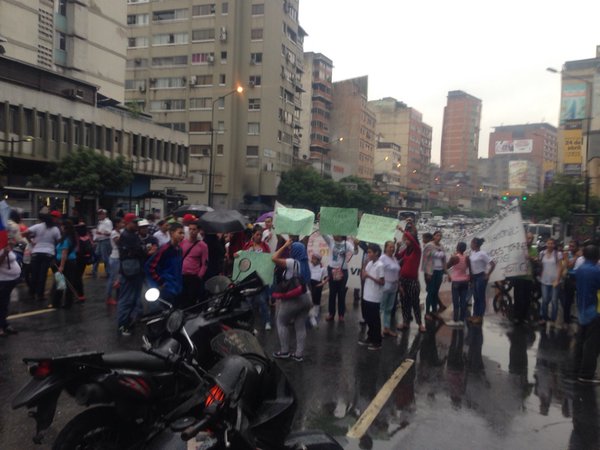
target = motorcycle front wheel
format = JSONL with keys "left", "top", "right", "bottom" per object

{"left": 52, "top": 407, "right": 145, "bottom": 450}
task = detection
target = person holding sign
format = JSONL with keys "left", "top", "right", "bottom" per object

{"left": 397, "top": 227, "right": 425, "bottom": 333}
{"left": 422, "top": 230, "right": 447, "bottom": 319}
{"left": 468, "top": 238, "right": 496, "bottom": 325}
{"left": 323, "top": 235, "right": 354, "bottom": 322}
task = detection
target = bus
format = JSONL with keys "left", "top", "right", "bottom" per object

{"left": 397, "top": 209, "right": 419, "bottom": 222}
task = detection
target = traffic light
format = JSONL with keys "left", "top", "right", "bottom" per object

{"left": 502, "top": 195, "right": 508, "bottom": 201}
{"left": 522, "top": 195, "right": 527, "bottom": 201}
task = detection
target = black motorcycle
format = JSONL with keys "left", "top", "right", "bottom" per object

{"left": 11, "top": 272, "right": 265, "bottom": 448}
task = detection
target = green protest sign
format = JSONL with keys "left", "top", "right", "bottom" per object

{"left": 319, "top": 207, "right": 358, "bottom": 236}
{"left": 274, "top": 207, "right": 314, "bottom": 236}
{"left": 356, "top": 214, "right": 398, "bottom": 245}
{"left": 233, "top": 251, "right": 275, "bottom": 285}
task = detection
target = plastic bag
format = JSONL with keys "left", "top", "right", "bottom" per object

{"left": 55, "top": 272, "right": 66, "bottom": 291}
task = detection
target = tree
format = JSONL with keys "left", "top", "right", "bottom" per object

{"left": 277, "top": 167, "right": 385, "bottom": 213}
{"left": 51, "top": 148, "right": 133, "bottom": 197}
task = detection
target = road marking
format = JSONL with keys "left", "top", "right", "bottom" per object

{"left": 347, "top": 358, "right": 415, "bottom": 439}
{"left": 7, "top": 308, "right": 57, "bottom": 320}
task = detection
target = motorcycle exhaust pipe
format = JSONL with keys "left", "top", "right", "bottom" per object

{"left": 75, "top": 383, "right": 108, "bottom": 406}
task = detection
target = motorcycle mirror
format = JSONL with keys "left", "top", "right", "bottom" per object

{"left": 166, "top": 310, "right": 185, "bottom": 334}
{"left": 238, "top": 258, "right": 251, "bottom": 273}
{"left": 145, "top": 288, "right": 160, "bottom": 302}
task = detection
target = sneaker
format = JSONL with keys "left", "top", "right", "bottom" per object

{"left": 447, "top": 320, "right": 462, "bottom": 327}
{"left": 368, "top": 344, "right": 382, "bottom": 351}
{"left": 118, "top": 326, "right": 132, "bottom": 336}
{"left": 75, "top": 296, "right": 86, "bottom": 303}
{"left": 419, "top": 324, "right": 426, "bottom": 333}
{"left": 309, "top": 316, "right": 318, "bottom": 328}
{"left": 325, "top": 315, "right": 335, "bottom": 322}
{"left": 290, "top": 354, "right": 304, "bottom": 362}
{"left": 272, "top": 351, "right": 290, "bottom": 359}
{"left": 357, "top": 339, "right": 371, "bottom": 346}
{"left": 338, "top": 316, "right": 344, "bottom": 322}
{"left": 265, "top": 322, "right": 272, "bottom": 331}
{"left": 106, "top": 297, "right": 117, "bottom": 306}
{"left": 577, "top": 377, "right": 600, "bottom": 384}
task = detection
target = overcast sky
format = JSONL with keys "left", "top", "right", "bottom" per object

{"left": 299, "top": 0, "right": 600, "bottom": 163}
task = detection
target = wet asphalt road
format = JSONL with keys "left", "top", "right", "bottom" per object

{"left": 1, "top": 275, "right": 599, "bottom": 450}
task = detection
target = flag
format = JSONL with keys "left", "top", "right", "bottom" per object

{"left": 0, "top": 200, "right": 10, "bottom": 248}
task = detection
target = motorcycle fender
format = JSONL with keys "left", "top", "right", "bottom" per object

{"left": 12, "top": 373, "right": 66, "bottom": 409}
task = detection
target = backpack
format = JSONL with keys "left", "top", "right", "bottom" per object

{"left": 77, "top": 237, "right": 94, "bottom": 265}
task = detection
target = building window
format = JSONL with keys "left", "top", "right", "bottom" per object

{"left": 251, "top": 4, "right": 264, "bottom": 15}
{"left": 251, "top": 28, "right": 263, "bottom": 40}
{"left": 192, "top": 28, "right": 215, "bottom": 42}
{"left": 190, "top": 145, "right": 210, "bottom": 156}
{"left": 250, "top": 52, "right": 263, "bottom": 64}
{"left": 189, "top": 122, "right": 212, "bottom": 133}
{"left": 215, "top": 98, "right": 224, "bottom": 109}
{"left": 127, "top": 0, "right": 149, "bottom": 3}
{"left": 249, "top": 75, "right": 261, "bottom": 87}
{"left": 189, "top": 97, "right": 212, "bottom": 109}
{"left": 221, "top": 2, "right": 229, "bottom": 13}
{"left": 58, "top": 0, "right": 67, "bottom": 16}
{"left": 158, "top": 123, "right": 186, "bottom": 132}
{"left": 193, "top": 74, "right": 213, "bottom": 86}
{"left": 218, "top": 74, "right": 226, "bottom": 85}
{"left": 248, "top": 99, "right": 261, "bottom": 111}
{"left": 152, "top": 32, "right": 188, "bottom": 46}
{"left": 56, "top": 31, "right": 66, "bottom": 50}
{"left": 128, "top": 36, "right": 148, "bottom": 48}
{"left": 153, "top": 77, "right": 186, "bottom": 88}
{"left": 248, "top": 123, "right": 260, "bottom": 135}
{"left": 125, "top": 79, "right": 146, "bottom": 90}
{"left": 220, "top": 51, "right": 227, "bottom": 63}
{"left": 217, "top": 121, "right": 225, "bottom": 133}
{"left": 127, "top": 13, "right": 149, "bottom": 25}
{"left": 217, "top": 144, "right": 224, "bottom": 155}
{"left": 192, "top": 4, "right": 216, "bottom": 16}
{"left": 149, "top": 99, "right": 185, "bottom": 111}
{"left": 152, "top": 9, "right": 187, "bottom": 21}
{"left": 126, "top": 58, "right": 148, "bottom": 68}
{"left": 151, "top": 55, "right": 188, "bottom": 66}
{"left": 191, "top": 52, "right": 215, "bottom": 64}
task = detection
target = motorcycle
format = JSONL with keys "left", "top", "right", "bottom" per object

{"left": 12, "top": 268, "right": 265, "bottom": 448}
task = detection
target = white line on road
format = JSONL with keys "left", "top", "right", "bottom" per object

{"left": 347, "top": 358, "right": 415, "bottom": 440}
{"left": 7, "top": 308, "right": 57, "bottom": 320}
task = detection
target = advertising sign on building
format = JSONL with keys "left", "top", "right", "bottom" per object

{"left": 563, "top": 122, "right": 583, "bottom": 165}
{"left": 560, "top": 82, "right": 587, "bottom": 123}
{"left": 494, "top": 139, "right": 533, "bottom": 154}
{"left": 508, "top": 160, "right": 528, "bottom": 190}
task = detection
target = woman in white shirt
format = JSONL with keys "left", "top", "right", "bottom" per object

{"left": 322, "top": 235, "right": 354, "bottom": 322}
{"left": 359, "top": 244, "right": 385, "bottom": 350}
{"left": 0, "top": 242, "right": 22, "bottom": 337}
{"left": 379, "top": 241, "right": 400, "bottom": 337}
{"left": 468, "top": 238, "right": 496, "bottom": 324}
{"left": 538, "top": 238, "right": 563, "bottom": 326}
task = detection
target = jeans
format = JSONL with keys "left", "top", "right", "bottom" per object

{"left": 249, "top": 289, "right": 271, "bottom": 327}
{"left": 540, "top": 283, "right": 559, "bottom": 322}
{"left": 425, "top": 270, "right": 443, "bottom": 314}
{"left": 364, "top": 300, "right": 382, "bottom": 346}
{"left": 472, "top": 273, "right": 487, "bottom": 318}
{"left": 380, "top": 283, "right": 398, "bottom": 328}
{"left": 52, "top": 259, "right": 78, "bottom": 308}
{"left": 276, "top": 292, "right": 311, "bottom": 356}
{"left": 451, "top": 280, "right": 469, "bottom": 321}
{"left": 513, "top": 278, "right": 533, "bottom": 322}
{"left": 30, "top": 253, "right": 54, "bottom": 301}
{"left": 327, "top": 267, "right": 348, "bottom": 318}
{"left": 574, "top": 316, "right": 600, "bottom": 379}
{"left": 95, "top": 239, "right": 112, "bottom": 276}
{"left": 563, "top": 275, "right": 576, "bottom": 324}
{"left": 105, "top": 257, "right": 121, "bottom": 299}
{"left": 117, "top": 274, "right": 144, "bottom": 328}
{"left": 0, "top": 279, "right": 19, "bottom": 329}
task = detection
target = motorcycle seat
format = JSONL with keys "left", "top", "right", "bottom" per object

{"left": 101, "top": 351, "right": 169, "bottom": 371}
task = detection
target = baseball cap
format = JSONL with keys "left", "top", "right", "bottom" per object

{"left": 137, "top": 219, "right": 150, "bottom": 227}
{"left": 182, "top": 213, "right": 197, "bottom": 223}
{"left": 123, "top": 213, "right": 140, "bottom": 224}
{"left": 97, "top": 208, "right": 107, "bottom": 214}
{"left": 50, "top": 210, "right": 62, "bottom": 218}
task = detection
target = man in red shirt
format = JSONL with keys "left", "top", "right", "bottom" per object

{"left": 397, "top": 226, "right": 425, "bottom": 332}
{"left": 180, "top": 221, "right": 209, "bottom": 308}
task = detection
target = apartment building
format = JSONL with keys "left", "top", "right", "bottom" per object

{"left": 488, "top": 123, "right": 558, "bottom": 194}
{"left": 368, "top": 98, "right": 432, "bottom": 207}
{"left": 440, "top": 90, "right": 482, "bottom": 188}
{"left": 0, "top": 0, "right": 127, "bottom": 102}
{"left": 125, "top": 0, "right": 305, "bottom": 209}
{"left": 329, "top": 76, "right": 376, "bottom": 182}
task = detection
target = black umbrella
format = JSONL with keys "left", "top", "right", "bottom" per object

{"left": 172, "top": 204, "right": 214, "bottom": 217}
{"left": 198, "top": 209, "right": 249, "bottom": 234}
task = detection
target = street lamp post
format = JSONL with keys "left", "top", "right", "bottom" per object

{"left": 547, "top": 67, "right": 593, "bottom": 212}
{"left": 0, "top": 136, "right": 34, "bottom": 186}
{"left": 208, "top": 86, "right": 243, "bottom": 207}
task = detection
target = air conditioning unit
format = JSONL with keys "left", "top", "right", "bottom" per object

{"left": 134, "top": 57, "right": 142, "bottom": 65}
{"left": 138, "top": 86, "right": 146, "bottom": 93}
{"left": 149, "top": 78, "right": 157, "bottom": 85}
{"left": 219, "top": 27, "right": 227, "bottom": 41}
{"left": 189, "top": 75, "right": 197, "bottom": 86}
{"left": 207, "top": 55, "right": 215, "bottom": 64}
{"left": 67, "top": 88, "right": 84, "bottom": 100}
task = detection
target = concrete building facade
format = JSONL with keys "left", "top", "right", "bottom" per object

{"left": 125, "top": 0, "right": 305, "bottom": 210}
{"left": 440, "top": 90, "right": 482, "bottom": 183}
{"left": 368, "top": 98, "right": 432, "bottom": 208}
{"left": 488, "top": 123, "right": 558, "bottom": 194}
{"left": 0, "top": 0, "right": 127, "bottom": 102}
{"left": 329, "top": 76, "right": 375, "bottom": 182}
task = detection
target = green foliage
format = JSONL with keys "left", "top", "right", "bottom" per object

{"left": 520, "top": 174, "right": 600, "bottom": 222}
{"left": 51, "top": 148, "right": 134, "bottom": 196}
{"left": 277, "top": 167, "right": 386, "bottom": 213}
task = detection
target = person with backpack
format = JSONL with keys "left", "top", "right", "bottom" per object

{"left": 538, "top": 238, "right": 564, "bottom": 327}
{"left": 49, "top": 220, "right": 79, "bottom": 309}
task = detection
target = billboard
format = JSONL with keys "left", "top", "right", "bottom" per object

{"left": 560, "top": 82, "right": 587, "bottom": 124}
{"left": 494, "top": 139, "right": 533, "bottom": 154}
{"left": 562, "top": 123, "right": 583, "bottom": 165}
{"left": 508, "top": 160, "right": 528, "bottom": 190}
